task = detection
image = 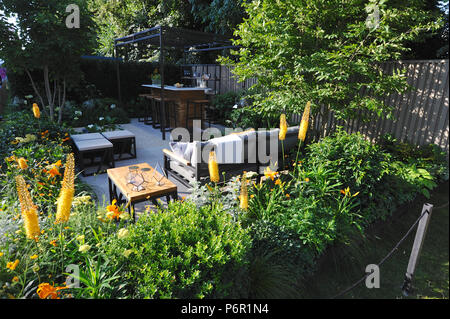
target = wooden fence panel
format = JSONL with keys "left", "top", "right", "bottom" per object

{"left": 191, "top": 60, "right": 449, "bottom": 153}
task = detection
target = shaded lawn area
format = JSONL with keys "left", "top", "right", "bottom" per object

{"left": 303, "top": 180, "right": 449, "bottom": 299}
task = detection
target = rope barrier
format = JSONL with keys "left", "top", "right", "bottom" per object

{"left": 329, "top": 201, "right": 449, "bottom": 299}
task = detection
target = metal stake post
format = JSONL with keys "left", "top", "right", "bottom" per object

{"left": 402, "top": 203, "right": 433, "bottom": 296}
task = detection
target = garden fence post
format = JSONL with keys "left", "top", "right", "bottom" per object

{"left": 401, "top": 203, "right": 433, "bottom": 296}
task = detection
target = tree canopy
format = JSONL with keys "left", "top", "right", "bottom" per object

{"left": 0, "top": 0, "right": 97, "bottom": 122}
{"left": 220, "top": 0, "right": 445, "bottom": 131}
{"left": 89, "top": 0, "right": 245, "bottom": 57}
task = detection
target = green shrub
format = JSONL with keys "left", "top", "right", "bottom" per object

{"left": 303, "top": 128, "right": 391, "bottom": 221}
{"left": 379, "top": 133, "right": 449, "bottom": 182}
{"left": 249, "top": 219, "right": 316, "bottom": 280}
{"left": 103, "top": 200, "right": 251, "bottom": 298}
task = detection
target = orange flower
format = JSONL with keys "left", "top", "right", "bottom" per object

{"left": 5, "top": 155, "right": 16, "bottom": 162}
{"left": 285, "top": 193, "right": 290, "bottom": 198}
{"left": 305, "top": 178, "right": 310, "bottom": 182}
{"left": 275, "top": 179, "right": 282, "bottom": 186}
{"left": 6, "top": 259, "right": 19, "bottom": 271}
{"left": 47, "top": 167, "right": 61, "bottom": 178}
{"left": 36, "top": 283, "right": 67, "bottom": 299}
{"left": 49, "top": 239, "right": 57, "bottom": 247}
{"left": 106, "top": 199, "right": 122, "bottom": 220}
{"left": 264, "top": 167, "right": 278, "bottom": 181}
{"left": 54, "top": 160, "right": 62, "bottom": 167}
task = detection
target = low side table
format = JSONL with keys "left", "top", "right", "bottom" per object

{"left": 71, "top": 134, "right": 115, "bottom": 177}
{"left": 101, "top": 130, "right": 137, "bottom": 161}
{"left": 107, "top": 163, "right": 178, "bottom": 221}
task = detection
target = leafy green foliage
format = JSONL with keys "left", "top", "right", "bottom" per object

{"left": 304, "top": 128, "right": 389, "bottom": 210}
{"left": 103, "top": 201, "right": 251, "bottom": 298}
{"left": 0, "top": 0, "right": 98, "bottom": 122}
{"left": 221, "top": 0, "right": 444, "bottom": 128}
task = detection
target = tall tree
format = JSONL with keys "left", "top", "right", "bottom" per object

{"left": 221, "top": 0, "right": 444, "bottom": 133}
{"left": 88, "top": 0, "right": 198, "bottom": 57}
{"left": 88, "top": 0, "right": 246, "bottom": 57}
{"left": 0, "top": 0, "right": 97, "bottom": 123}
{"left": 188, "top": 0, "right": 245, "bottom": 35}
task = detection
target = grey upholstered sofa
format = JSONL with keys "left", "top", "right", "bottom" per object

{"left": 163, "top": 126, "right": 299, "bottom": 187}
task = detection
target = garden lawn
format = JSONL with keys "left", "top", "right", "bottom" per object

{"left": 304, "top": 180, "right": 449, "bottom": 299}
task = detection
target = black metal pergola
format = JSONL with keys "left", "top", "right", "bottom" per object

{"left": 113, "top": 25, "right": 238, "bottom": 140}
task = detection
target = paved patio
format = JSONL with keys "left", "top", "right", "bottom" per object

{"left": 78, "top": 118, "right": 191, "bottom": 213}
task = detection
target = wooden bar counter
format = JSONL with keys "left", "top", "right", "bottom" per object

{"left": 142, "top": 84, "right": 207, "bottom": 129}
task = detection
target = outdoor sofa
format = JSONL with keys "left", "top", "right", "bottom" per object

{"left": 163, "top": 126, "right": 300, "bottom": 187}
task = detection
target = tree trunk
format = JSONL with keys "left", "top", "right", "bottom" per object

{"left": 57, "top": 78, "right": 66, "bottom": 124}
{"left": 25, "top": 68, "right": 48, "bottom": 117}
{"left": 43, "top": 65, "right": 54, "bottom": 121}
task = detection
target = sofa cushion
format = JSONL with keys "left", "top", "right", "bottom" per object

{"left": 169, "top": 141, "right": 194, "bottom": 162}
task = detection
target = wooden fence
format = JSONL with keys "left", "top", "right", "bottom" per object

{"left": 190, "top": 60, "right": 449, "bottom": 154}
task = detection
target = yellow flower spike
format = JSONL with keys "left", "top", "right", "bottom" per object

{"left": 279, "top": 113, "right": 288, "bottom": 141}
{"left": 17, "top": 158, "right": 28, "bottom": 170}
{"left": 32, "top": 103, "right": 41, "bottom": 119}
{"left": 208, "top": 151, "right": 220, "bottom": 183}
{"left": 15, "top": 175, "right": 40, "bottom": 239}
{"left": 298, "top": 101, "right": 311, "bottom": 141}
{"left": 55, "top": 153, "right": 75, "bottom": 224}
{"left": 239, "top": 172, "right": 248, "bottom": 210}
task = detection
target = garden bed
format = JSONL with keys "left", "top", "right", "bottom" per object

{"left": 0, "top": 106, "right": 448, "bottom": 299}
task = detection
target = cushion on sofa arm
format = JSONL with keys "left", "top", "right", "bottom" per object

{"left": 169, "top": 141, "right": 194, "bottom": 162}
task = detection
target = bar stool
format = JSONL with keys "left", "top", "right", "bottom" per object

{"left": 138, "top": 94, "right": 154, "bottom": 125}
{"left": 153, "top": 96, "right": 178, "bottom": 134}
{"left": 185, "top": 99, "right": 207, "bottom": 139}
{"left": 203, "top": 91, "right": 218, "bottom": 127}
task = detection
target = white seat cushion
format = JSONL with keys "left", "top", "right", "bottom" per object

{"left": 71, "top": 133, "right": 104, "bottom": 141}
{"left": 74, "top": 138, "right": 113, "bottom": 151}
{"left": 101, "top": 130, "right": 135, "bottom": 140}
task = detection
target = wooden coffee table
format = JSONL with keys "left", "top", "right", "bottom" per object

{"left": 107, "top": 163, "right": 178, "bottom": 221}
